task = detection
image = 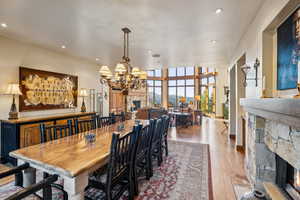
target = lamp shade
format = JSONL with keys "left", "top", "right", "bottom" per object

{"left": 79, "top": 88, "right": 88, "bottom": 97}
{"left": 195, "top": 95, "right": 201, "bottom": 101}
{"left": 99, "top": 66, "right": 111, "bottom": 76}
{"left": 139, "top": 71, "right": 147, "bottom": 80}
{"left": 179, "top": 97, "right": 186, "bottom": 103}
{"left": 5, "top": 83, "right": 22, "bottom": 95}
{"left": 131, "top": 67, "right": 141, "bottom": 77}
{"left": 115, "top": 63, "right": 127, "bottom": 73}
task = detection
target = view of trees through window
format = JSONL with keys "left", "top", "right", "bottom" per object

{"left": 147, "top": 70, "right": 162, "bottom": 107}
{"left": 168, "top": 67, "right": 195, "bottom": 108}
{"left": 199, "top": 67, "right": 216, "bottom": 114}
{"left": 146, "top": 67, "right": 216, "bottom": 112}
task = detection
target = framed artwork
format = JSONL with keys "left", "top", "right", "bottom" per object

{"left": 19, "top": 67, "right": 78, "bottom": 112}
{"left": 277, "top": 7, "right": 300, "bottom": 90}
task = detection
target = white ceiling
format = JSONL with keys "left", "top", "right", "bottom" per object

{"left": 0, "top": 0, "right": 263, "bottom": 69}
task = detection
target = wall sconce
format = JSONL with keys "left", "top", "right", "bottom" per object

{"left": 224, "top": 86, "right": 229, "bottom": 103}
{"left": 241, "top": 58, "right": 260, "bottom": 87}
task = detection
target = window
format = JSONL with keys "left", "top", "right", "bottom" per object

{"left": 168, "top": 67, "right": 195, "bottom": 77}
{"left": 147, "top": 70, "right": 162, "bottom": 107}
{"left": 167, "top": 67, "right": 195, "bottom": 108}
{"left": 199, "top": 67, "right": 216, "bottom": 114}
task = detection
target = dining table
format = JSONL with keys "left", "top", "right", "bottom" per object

{"left": 9, "top": 119, "right": 149, "bottom": 200}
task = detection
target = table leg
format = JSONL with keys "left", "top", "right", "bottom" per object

{"left": 64, "top": 172, "right": 88, "bottom": 200}
{"left": 18, "top": 160, "right": 36, "bottom": 187}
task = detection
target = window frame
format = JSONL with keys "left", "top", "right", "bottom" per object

{"left": 167, "top": 67, "right": 195, "bottom": 108}
{"left": 146, "top": 70, "right": 163, "bottom": 107}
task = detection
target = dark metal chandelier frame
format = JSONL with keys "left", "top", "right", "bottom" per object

{"left": 99, "top": 27, "right": 147, "bottom": 94}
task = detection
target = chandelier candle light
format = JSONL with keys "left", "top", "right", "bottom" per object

{"left": 5, "top": 83, "right": 22, "bottom": 120}
{"left": 99, "top": 28, "right": 147, "bottom": 96}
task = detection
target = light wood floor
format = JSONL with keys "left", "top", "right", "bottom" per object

{"left": 169, "top": 117, "right": 249, "bottom": 200}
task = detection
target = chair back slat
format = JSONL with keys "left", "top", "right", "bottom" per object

{"left": 74, "top": 118, "right": 96, "bottom": 134}
{"left": 95, "top": 115, "right": 114, "bottom": 128}
{"left": 39, "top": 120, "right": 73, "bottom": 143}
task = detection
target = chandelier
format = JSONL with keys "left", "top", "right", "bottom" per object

{"left": 99, "top": 27, "right": 147, "bottom": 94}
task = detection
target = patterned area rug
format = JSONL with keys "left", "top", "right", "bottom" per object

{"left": 86, "top": 140, "right": 213, "bottom": 200}
{"left": 135, "top": 140, "right": 213, "bottom": 200}
{"left": 0, "top": 141, "right": 213, "bottom": 200}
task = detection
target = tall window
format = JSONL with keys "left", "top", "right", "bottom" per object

{"left": 199, "top": 67, "right": 216, "bottom": 114}
{"left": 168, "top": 67, "right": 195, "bottom": 107}
{"left": 147, "top": 70, "right": 162, "bottom": 107}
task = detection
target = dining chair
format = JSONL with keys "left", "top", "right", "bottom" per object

{"left": 95, "top": 116, "right": 112, "bottom": 128}
{"left": 40, "top": 120, "right": 73, "bottom": 143}
{"left": 74, "top": 117, "right": 96, "bottom": 134}
{"left": 39, "top": 122, "right": 71, "bottom": 200}
{"left": 0, "top": 163, "right": 59, "bottom": 200}
{"left": 85, "top": 125, "right": 142, "bottom": 200}
{"left": 161, "top": 115, "right": 171, "bottom": 156}
{"left": 150, "top": 118, "right": 164, "bottom": 168}
{"left": 132, "top": 119, "right": 156, "bottom": 195}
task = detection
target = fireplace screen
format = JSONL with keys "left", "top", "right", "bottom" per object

{"left": 276, "top": 155, "right": 300, "bottom": 199}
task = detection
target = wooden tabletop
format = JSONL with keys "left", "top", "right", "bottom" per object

{"left": 10, "top": 120, "right": 148, "bottom": 178}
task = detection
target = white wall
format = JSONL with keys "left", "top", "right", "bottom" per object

{"left": 0, "top": 35, "right": 109, "bottom": 119}
{"left": 228, "top": 0, "right": 290, "bottom": 146}
{"left": 230, "top": 0, "right": 289, "bottom": 98}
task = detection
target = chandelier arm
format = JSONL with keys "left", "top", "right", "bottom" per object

{"left": 127, "top": 31, "right": 129, "bottom": 60}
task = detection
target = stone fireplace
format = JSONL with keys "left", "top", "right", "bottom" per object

{"left": 241, "top": 98, "right": 300, "bottom": 199}
{"left": 126, "top": 88, "right": 147, "bottom": 112}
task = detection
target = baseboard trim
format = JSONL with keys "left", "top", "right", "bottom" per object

{"left": 236, "top": 145, "right": 245, "bottom": 152}
{"left": 229, "top": 134, "right": 236, "bottom": 140}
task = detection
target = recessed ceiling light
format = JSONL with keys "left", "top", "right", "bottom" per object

{"left": 211, "top": 40, "right": 217, "bottom": 44}
{"left": 215, "top": 8, "right": 223, "bottom": 14}
{"left": 1, "top": 23, "right": 7, "bottom": 28}
{"left": 61, "top": 45, "right": 66, "bottom": 49}
{"left": 96, "top": 58, "right": 99, "bottom": 61}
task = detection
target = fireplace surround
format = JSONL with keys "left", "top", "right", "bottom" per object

{"left": 241, "top": 98, "right": 300, "bottom": 200}
{"left": 276, "top": 155, "right": 300, "bottom": 199}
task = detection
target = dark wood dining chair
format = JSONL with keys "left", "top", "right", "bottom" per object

{"left": 39, "top": 120, "right": 73, "bottom": 143}
{"left": 85, "top": 125, "right": 142, "bottom": 200}
{"left": 161, "top": 115, "right": 171, "bottom": 156}
{"left": 132, "top": 119, "right": 156, "bottom": 195}
{"left": 95, "top": 116, "right": 112, "bottom": 128}
{"left": 0, "top": 163, "right": 59, "bottom": 200}
{"left": 150, "top": 118, "right": 164, "bottom": 169}
{"left": 74, "top": 118, "right": 96, "bottom": 134}
{"left": 39, "top": 122, "right": 71, "bottom": 200}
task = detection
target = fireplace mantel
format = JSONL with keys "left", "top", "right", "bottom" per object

{"left": 240, "top": 98, "right": 300, "bottom": 129}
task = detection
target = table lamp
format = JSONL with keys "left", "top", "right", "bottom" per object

{"left": 5, "top": 83, "right": 22, "bottom": 120}
{"left": 79, "top": 88, "right": 88, "bottom": 112}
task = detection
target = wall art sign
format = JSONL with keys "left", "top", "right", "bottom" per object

{"left": 277, "top": 7, "right": 300, "bottom": 90}
{"left": 19, "top": 67, "right": 78, "bottom": 111}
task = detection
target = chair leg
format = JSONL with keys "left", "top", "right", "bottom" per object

{"left": 158, "top": 145, "right": 163, "bottom": 166}
{"left": 146, "top": 158, "right": 151, "bottom": 180}
{"left": 165, "top": 138, "right": 169, "bottom": 157}
{"left": 148, "top": 152, "right": 153, "bottom": 177}
{"left": 129, "top": 179, "right": 135, "bottom": 200}
{"left": 133, "top": 167, "right": 139, "bottom": 195}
